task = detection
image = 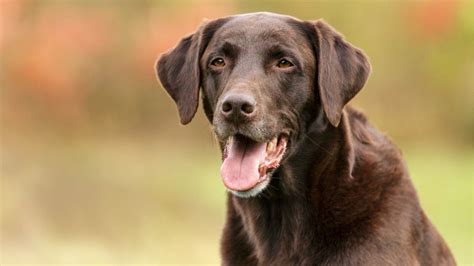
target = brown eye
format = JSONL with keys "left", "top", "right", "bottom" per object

{"left": 276, "top": 59, "right": 294, "bottom": 69}
{"left": 210, "top": 58, "right": 226, "bottom": 67}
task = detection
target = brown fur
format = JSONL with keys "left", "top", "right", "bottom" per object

{"left": 156, "top": 12, "right": 455, "bottom": 265}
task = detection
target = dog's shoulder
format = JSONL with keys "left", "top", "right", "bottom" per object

{"left": 344, "top": 105, "right": 409, "bottom": 191}
{"left": 345, "top": 105, "right": 388, "bottom": 146}
{"left": 345, "top": 105, "right": 402, "bottom": 161}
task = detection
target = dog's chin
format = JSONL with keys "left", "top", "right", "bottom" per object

{"left": 218, "top": 132, "right": 288, "bottom": 198}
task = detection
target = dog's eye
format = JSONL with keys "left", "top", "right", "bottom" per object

{"left": 276, "top": 59, "right": 294, "bottom": 69}
{"left": 210, "top": 58, "right": 226, "bottom": 68}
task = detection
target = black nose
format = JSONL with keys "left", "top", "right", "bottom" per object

{"left": 221, "top": 93, "right": 256, "bottom": 122}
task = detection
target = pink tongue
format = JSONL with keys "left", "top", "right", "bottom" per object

{"left": 220, "top": 137, "right": 267, "bottom": 191}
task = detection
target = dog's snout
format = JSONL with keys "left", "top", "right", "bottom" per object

{"left": 221, "top": 94, "right": 256, "bottom": 122}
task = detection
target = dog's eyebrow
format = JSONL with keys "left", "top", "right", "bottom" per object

{"left": 205, "top": 42, "right": 240, "bottom": 66}
{"left": 266, "top": 44, "right": 303, "bottom": 70}
{"left": 208, "top": 41, "right": 239, "bottom": 59}
{"left": 267, "top": 44, "right": 298, "bottom": 59}
{"left": 222, "top": 42, "right": 239, "bottom": 55}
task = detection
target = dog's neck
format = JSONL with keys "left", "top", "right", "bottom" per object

{"left": 282, "top": 108, "right": 355, "bottom": 197}
{"left": 229, "top": 110, "right": 358, "bottom": 260}
{"left": 231, "top": 108, "right": 356, "bottom": 204}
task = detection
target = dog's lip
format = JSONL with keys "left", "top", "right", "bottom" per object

{"left": 220, "top": 132, "right": 289, "bottom": 193}
{"left": 220, "top": 130, "right": 290, "bottom": 145}
{"left": 222, "top": 133, "right": 289, "bottom": 176}
{"left": 222, "top": 132, "right": 290, "bottom": 162}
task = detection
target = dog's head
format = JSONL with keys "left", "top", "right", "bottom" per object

{"left": 156, "top": 12, "right": 370, "bottom": 197}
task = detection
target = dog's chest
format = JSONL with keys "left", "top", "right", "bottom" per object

{"left": 234, "top": 197, "right": 317, "bottom": 264}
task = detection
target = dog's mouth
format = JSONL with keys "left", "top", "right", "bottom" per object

{"left": 220, "top": 133, "right": 288, "bottom": 195}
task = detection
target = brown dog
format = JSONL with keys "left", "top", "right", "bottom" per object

{"left": 156, "top": 12, "right": 455, "bottom": 265}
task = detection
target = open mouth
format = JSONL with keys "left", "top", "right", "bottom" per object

{"left": 220, "top": 133, "right": 288, "bottom": 195}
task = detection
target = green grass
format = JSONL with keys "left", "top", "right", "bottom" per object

{"left": 1, "top": 136, "right": 472, "bottom": 264}
{"left": 404, "top": 148, "right": 474, "bottom": 265}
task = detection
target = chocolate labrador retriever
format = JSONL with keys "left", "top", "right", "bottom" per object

{"left": 156, "top": 12, "right": 455, "bottom": 265}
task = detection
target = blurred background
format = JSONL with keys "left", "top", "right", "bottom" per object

{"left": 1, "top": 0, "right": 473, "bottom": 264}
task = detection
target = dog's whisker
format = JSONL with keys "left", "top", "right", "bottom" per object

{"left": 302, "top": 132, "right": 333, "bottom": 156}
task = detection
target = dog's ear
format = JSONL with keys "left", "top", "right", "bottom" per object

{"left": 156, "top": 18, "right": 227, "bottom": 124}
{"left": 305, "top": 20, "right": 371, "bottom": 127}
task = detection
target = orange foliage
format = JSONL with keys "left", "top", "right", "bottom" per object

{"left": 405, "top": 0, "right": 459, "bottom": 41}
{"left": 4, "top": 5, "right": 113, "bottom": 122}
{"left": 134, "top": 4, "right": 235, "bottom": 80}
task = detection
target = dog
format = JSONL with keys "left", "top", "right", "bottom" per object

{"left": 156, "top": 12, "right": 455, "bottom": 265}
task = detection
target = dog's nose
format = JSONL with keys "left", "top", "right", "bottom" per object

{"left": 221, "top": 94, "right": 256, "bottom": 122}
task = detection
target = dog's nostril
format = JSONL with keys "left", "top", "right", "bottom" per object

{"left": 241, "top": 103, "right": 254, "bottom": 114}
{"left": 222, "top": 102, "right": 232, "bottom": 113}
{"left": 221, "top": 94, "right": 256, "bottom": 120}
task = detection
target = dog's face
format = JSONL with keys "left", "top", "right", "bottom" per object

{"left": 157, "top": 12, "right": 370, "bottom": 197}
{"left": 201, "top": 15, "right": 317, "bottom": 197}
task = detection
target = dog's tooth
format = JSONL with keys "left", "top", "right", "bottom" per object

{"left": 267, "top": 141, "right": 274, "bottom": 151}
{"left": 266, "top": 137, "right": 278, "bottom": 152}
{"left": 271, "top": 137, "right": 278, "bottom": 148}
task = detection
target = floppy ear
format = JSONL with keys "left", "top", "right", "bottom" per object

{"left": 156, "top": 19, "right": 227, "bottom": 124}
{"left": 156, "top": 28, "right": 203, "bottom": 125}
{"left": 307, "top": 20, "right": 371, "bottom": 127}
